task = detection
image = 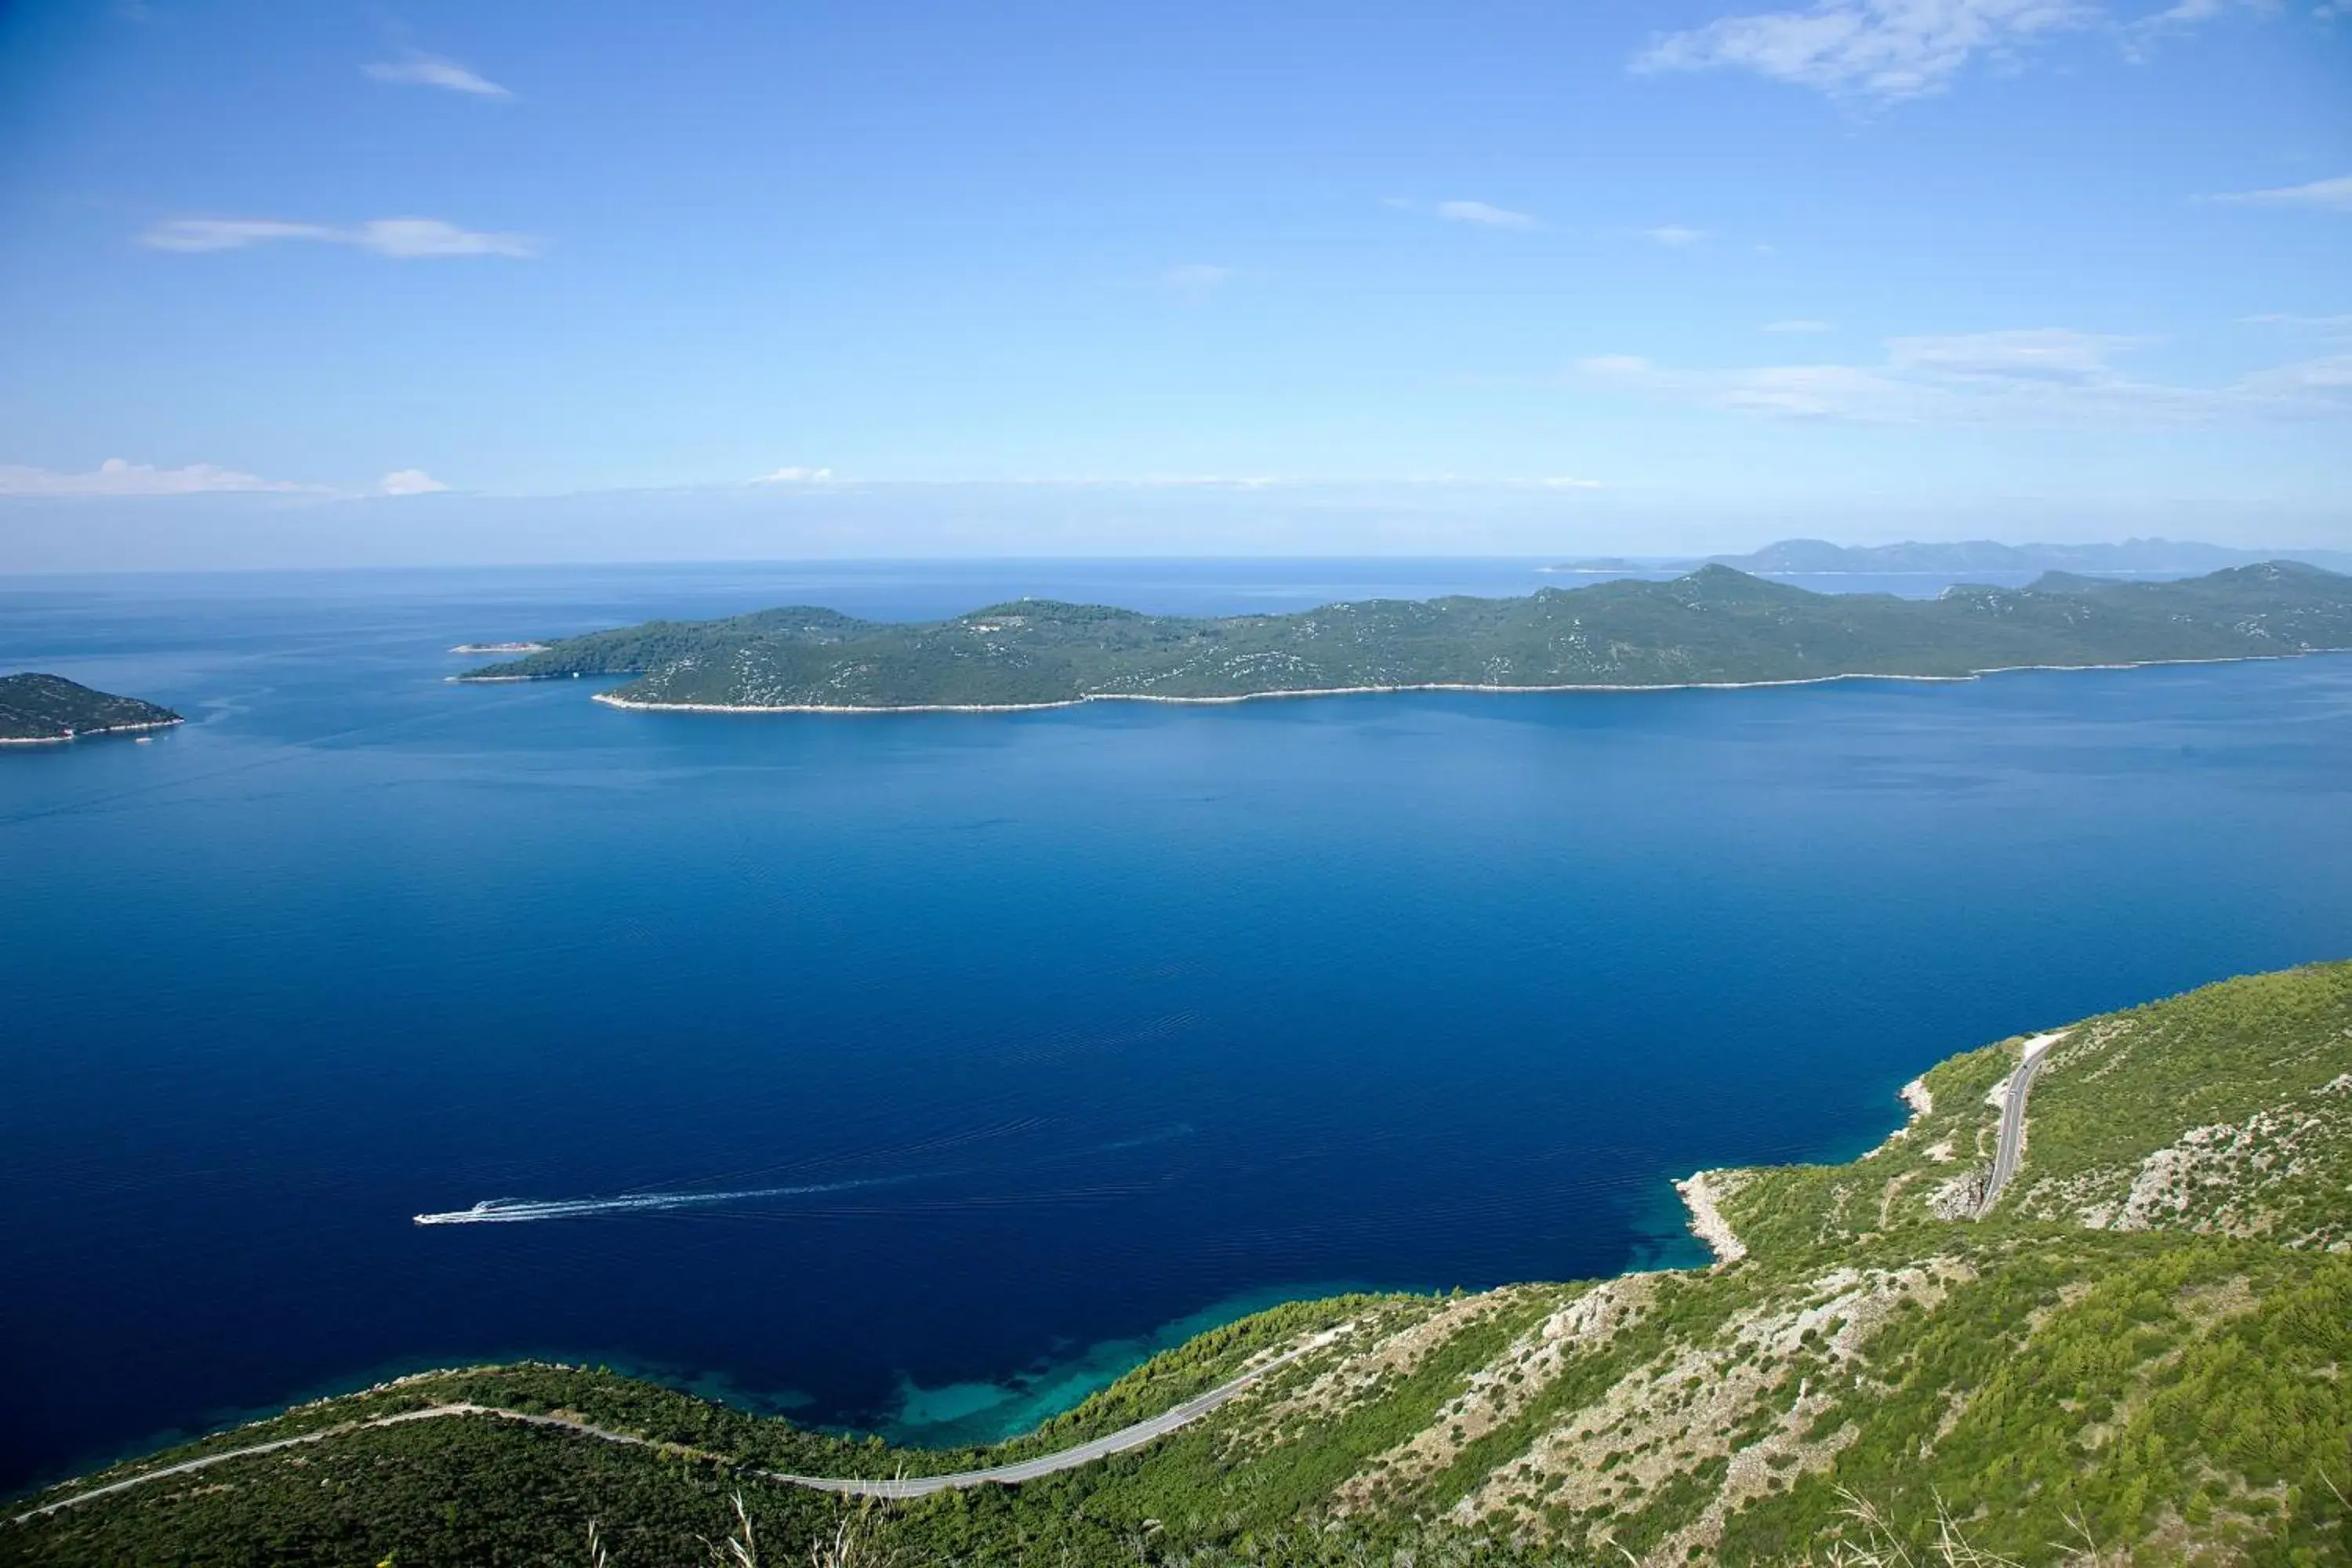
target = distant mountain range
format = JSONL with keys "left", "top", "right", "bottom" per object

{"left": 1555, "top": 537, "right": 2352, "bottom": 577}
{"left": 457, "top": 561, "right": 2352, "bottom": 713}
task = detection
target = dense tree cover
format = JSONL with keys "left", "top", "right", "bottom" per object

{"left": 456, "top": 563, "right": 2352, "bottom": 711}
{"left": 0, "top": 673, "right": 180, "bottom": 742}
{"left": 9, "top": 964, "right": 2349, "bottom": 1566}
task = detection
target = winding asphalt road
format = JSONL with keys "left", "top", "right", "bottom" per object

{"left": 1975, "top": 1029, "right": 2067, "bottom": 1219}
{"left": 761, "top": 1334, "right": 1330, "bottom": 1497}
{"left": 13, "top": 1334, "right": 1338, "bottom": 1525}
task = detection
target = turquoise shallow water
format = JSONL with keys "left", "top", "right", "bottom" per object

{"left": 4, "top": 560, "right": 2350, "bottom": 1494}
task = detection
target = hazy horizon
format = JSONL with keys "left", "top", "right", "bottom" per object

{"left": 5, "top": 481, "right": 2350, "bottom": 575}
{"left": 3, "top": 1, "right": 2347, "bottom": 572}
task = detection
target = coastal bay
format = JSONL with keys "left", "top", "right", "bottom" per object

{"left": 4, "top": 562, "right": 2350, "bottom": 1503}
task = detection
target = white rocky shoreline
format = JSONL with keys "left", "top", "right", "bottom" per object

{"left": 437, "top": 648, "right": 2339, "bottom": 717}
{"left": 0, "top": 716, "right": 183, "bottom": 746}
{"left": 1672, "top": 1171, "right": 1749, "bottom": 1268}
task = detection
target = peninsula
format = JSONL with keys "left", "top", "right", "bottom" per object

{"left": 0, "top": 673, "right": 183, "bottom": 745}
{"left": 455, "top": 561, "right": 2352, "bottom": 713}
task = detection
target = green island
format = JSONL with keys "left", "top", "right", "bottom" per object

{"left": 10, "top": 960, "right": 2349, "bottom": 1566}
{"left": 0, "top": 673, "right": 183, "bottom": 745}
{"left": 456, "top": 562, "right": 2352, "bottom": 713}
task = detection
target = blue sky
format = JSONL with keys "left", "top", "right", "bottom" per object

{"left": 0, "top": 0, "right": 2347, "bottom": 567}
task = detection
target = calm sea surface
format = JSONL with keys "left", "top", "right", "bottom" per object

{"left": 5, "top": 559, "right": 2350, "bottom": 1494}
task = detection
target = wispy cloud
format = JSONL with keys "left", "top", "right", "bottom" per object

{"left": 2234, "top": 357, "right": 2352, "bottom": 400}
{"left": 1642, "top": 225, "right": 1708, "bottom": 247}
{"left": 2241, "top": 311, "right": 2352, "bottom": 336}
{"left": 2125, "top": 0, "right": 2277, "bottom": 46}
{"left": 988, "top": 474, "right": 1285, "bottom": 488}
{"left": 1763, "top": 318, "right": 1834, "bottom": 332}
{"left": 379, "top": 469, "right": 448, "bottom": 496}
{"left": 0, "top": 457, "right": 324, "bottom": 498}
{"left": 2209, "top": 174, "right": 2352, "bottom": 212}
{"left": 1633, "top": 0, "right": 2093, "bottom": 102}
{"left": 1576, "top": 327, "right": 2352, "bottom": 426}
{"left": 1436, "top": 200, "right": 1541, "bottom": 229}
{"left": 140, "top": 216, "right": 539, "bottom": 259}
{"left": 363, "top": 53, "right": 511, "bottom": 98}
{"left": 2128, "top": 0, "right": 2223, "bottom": 29}
{"left": 1160, "top": 263, "right": 1236, "bottom": 300}
{"left": 1887, "top": 327, "right": 2143, "bottom": 379}
{"left": 750, "top": 466, "right": 835, "bottom": 485}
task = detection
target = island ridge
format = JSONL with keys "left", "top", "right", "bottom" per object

{"left": 456, "top": 562, "right": 2352, "bottom": 713}
{"left": 0, "top": 673, "right": 182, "bottom": 745}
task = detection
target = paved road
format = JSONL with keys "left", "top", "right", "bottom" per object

{"left": 10, "top": 1406, "right": 520, "bottom": 1524}
{"left": 1976, "top": 1029, "right": 2067, "bottom": 1218}
{"left": 761, "top": 1334, "right": 1334, "bottom": 1497}
{"left": 13, "top": 1335, "right": 1337, "bottom": 1524}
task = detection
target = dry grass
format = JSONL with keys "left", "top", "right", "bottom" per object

{"left": 586, "top": 1490, "right": 894, "bottom": 1568}
{"left": 803, "top": 1493, "right": 895, "bottom": 1568}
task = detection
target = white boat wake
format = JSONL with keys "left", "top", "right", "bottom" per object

{"left": 413, "top": 1122, "right": 1198, "bottom": 1227}
{"left": 413, "top": 1177, "right": 894, "bottom": 1225}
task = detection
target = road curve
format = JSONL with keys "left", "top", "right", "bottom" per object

{"left": 13, "top": 1335, "right": 1336, "bottom": 1525}
{"left": 1976, "top": 1029, "right": 2067, "bottom": 1218}
{"left": 759, "top": 1335, "right": 1331, "bottom": 1498}
{"left": 10, "top": 1407, "right": 521, "bottom": 1524}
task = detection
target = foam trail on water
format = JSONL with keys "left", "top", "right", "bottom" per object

{"left": 413, "top": 1177, "right": 892, "bottom": 1225}
{"left": 415, "top": 1123, "right": 1193, "bottom": 1227}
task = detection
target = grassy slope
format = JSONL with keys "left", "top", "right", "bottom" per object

{"left": 8, "top": 967, "right": 2349, "bottom": 1567}
{"left": 454, "top": 564, "right": 2352, "bottom": 710}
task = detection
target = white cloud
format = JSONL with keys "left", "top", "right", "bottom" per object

{"left": 1575, "top": 328, "right": 2351, "bottom": 425}
{"left": 2209, "top": 174, "right": 2352, "bottom": 212}
{"left": 990, "top": 474, "right": 1285, "bottom": 488}
{"left": 140, "top": 219, "right": 330, "bottom": 252}
{"left": 2133, "top": 0, "right": 2227, "bottom": 24}
{"left": 1633, "top": 0, "right": 2093, "bottom": 101}
{"left": 750, "top": 466, "right": 836, "bottom": 485}
{"left": 363, "top": 53, "right": 510, "bottom": 98}
{"left": 2125, "top": 0, "right": 2277, "bottom": 42}
{"left": 1763, "top": 318, "right": 1834, "bottom": 332}
{"left": 2236, "top": 355, "right": 2352, "bottom": 399}
{"left": 2241, "top": 311, "right": 2352, "bottom": 335}
{"left": 379, "top": 469, "right": 448, "bottom": 495}
{"left": 1436, "top": 200, "right": 1541, "bottom": 229}
{"left": 357, "top": 219, "right": 536, "bottom": 258}
{"left": 1538, "top": 476, "right": 1606, "bottom": 488}
{"left": 1886, "top": 326, "right": 2143, "bottom": 379}
{"left": 0, "top": 457, "right": 322, "bottom": 497}
{"left": 1643, "top": 225, "right": 1708, "bottom": 246}
{"left": 1160, "top": 263, "right": 1236, "bottom": 300}
{"left": 140, "top": 216, "right": 538, "bottom": 259}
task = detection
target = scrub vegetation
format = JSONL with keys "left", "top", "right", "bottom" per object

{"left": 9, "top": 964, "right": 2349, "bottom": 1566}
{"left": 0, "top": 673, "right": 180, "bottom": 743}
{"left": 456, "top": 564, "right": 2352, "bottom": 712}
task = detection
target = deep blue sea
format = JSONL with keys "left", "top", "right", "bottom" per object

{"left": 5, "top": 558, "right": 2351, "bottom": 1496}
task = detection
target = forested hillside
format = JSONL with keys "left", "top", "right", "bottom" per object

{"left": 455, "top": 564, "right": 2352, "bottom": 712}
